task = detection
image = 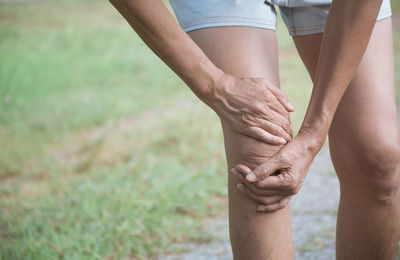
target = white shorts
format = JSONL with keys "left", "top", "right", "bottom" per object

{"left": 169, "top": 0, "right": 392, "bottom": 36}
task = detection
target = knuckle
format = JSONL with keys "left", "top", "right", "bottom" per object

{"left": 278, "top": 173, "right": 293, "bottom": 185}
{"left": 241, "top": 112, "right": 254, "bottom": 123}
{"left": 254, "top": 103, "right": 266, "bottom": 114}
{"left": 276, "top": 92, "right": 286, "bottom": 101}
{"left": 284, "top": 121, "right": 291, "bottom": 131}
{"left": 289, "top": 183, "right": 299, "bottom": 194}
{"left": 272, "top": 115, "right": 287, "bottom": 129}
{"left": 274, "top": 116, "right": 286, "bottom": 128}
{"left": 256, "top": 167, "right": 268, "bottom": 179}
{"left": 275, "top": 127, "right": 287, "bottom": 139}
{"left": 276, "top": 152, "right": 290, "bottom": 164}
{"left": 261, "top": 197, "right": 271, "bottom": 204}
{"left": 276, "top": 91, "right": 284, "bottom": 99}
{"left": 264, "top": 92, "right": 275, "bottom": 102}
{"left": 278, "top": 200, "right": 288, "bottom": 209}
{"left": 281, "top": 117, "right": 290, "bottom": 128}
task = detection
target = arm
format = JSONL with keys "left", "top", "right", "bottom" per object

{"left": 234, "top": 0, "right": 384, "bottom": 212}
{"left": 298, "top": 0, "right": 383, "bottom": 151}
{"left": 109, "top": 0, "right": 295, "bottom": 144}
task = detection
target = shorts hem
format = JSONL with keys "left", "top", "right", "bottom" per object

{"left": 376, "top": 8, "right": 392, "bottom": 21}
{"left": 288, "top": 6, "right": 392, "bottom": 36}
{"left": 182, "top": 21, "right": 276, "bottom": 33}
{"left": 289, "top": 26, "right": 324, "bottom": 36}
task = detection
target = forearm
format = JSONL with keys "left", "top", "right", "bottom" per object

{"left": 109, "top": 0, "right": 224, "bottom": 100}
{"left": 298, "top": 0, "right": 383, "bottom": 150}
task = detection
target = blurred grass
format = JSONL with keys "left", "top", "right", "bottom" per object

{"left": 0, "top": 0, "right": 398, "bottom": 259}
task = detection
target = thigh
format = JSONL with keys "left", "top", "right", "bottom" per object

{"left": 327, "top": 18, "right": 399, "bottom": 177}
{"left": 188, "top": 27, "right": 294, "bottom": 259}
{"left": 293, "top": 18, "right": 399, "bottom": 177}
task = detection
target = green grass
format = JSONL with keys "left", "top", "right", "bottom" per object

{"left": 0, "top": 1, "right": 233, "bottom": 259}
{"left": 0, "top": 1, "right": 399, "bottom": 259}
{"left": 392, "top": 0, "right": 400, "bottom": 13}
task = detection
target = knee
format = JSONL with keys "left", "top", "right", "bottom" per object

{"left": 364, "top": 137, "right": 400, "bottom": 174}
{"left": 334, "top": 129, "right": 400, "bottom": 203}
{"left": 355, "top": 135, "right": 400, "bottom": 202}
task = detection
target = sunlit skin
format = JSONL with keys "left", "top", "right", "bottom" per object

{"left": 109, "top": 0, "right": 400, "bottom": 259}
{"left": 234, "top": 17, "right": 400, "bottom": 259}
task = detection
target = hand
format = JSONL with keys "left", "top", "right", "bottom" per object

{"left": 231, "top": 133, "right": 323, "bottom": 212}
{"left": 205, "top": 73, "right": 294, "bottom": 145}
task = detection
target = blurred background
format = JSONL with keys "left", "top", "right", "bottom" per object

{"left": 0, "top": 0, "right": 399, "bottom": 259}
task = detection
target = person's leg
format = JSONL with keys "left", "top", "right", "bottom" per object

{"left": 293, "top": 18, "right": 400, "bottom": 259}
{"left": 188, "top": 27, "right": 294, "bottom": 259}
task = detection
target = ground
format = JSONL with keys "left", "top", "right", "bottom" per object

{"left": 154, "top": 146, "right": 343, "bottom": 260}
{"left": 0, "top": 1, "right": 399, "bottom": 259}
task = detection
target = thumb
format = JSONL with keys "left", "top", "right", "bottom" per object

{"left": 246, "top": 158, "right": 281, "bottom": 182}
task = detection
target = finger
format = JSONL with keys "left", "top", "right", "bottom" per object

{"left": 243, "top": 126, "right": 287, "bottom": 145}
{"left": 263, "top": 109, "right": 292, "bottom": 137}
{"left": 266, "top": 85, "right": 294, "bottom": 112}
{"left": 252, "top": 117, "right": 292, "bottom": 142}
{"left": 244, "top": 159, "right": 281, "bottom": 182}
{"left": 256, "top": 173, "right": 299, "bottom": 194}
{"left": 240, "top": 104, "right": 291, "bottom": 141}
{"left": 235, "top": 164, "right": 252, "bottom": 176}
{"left": 256, "top": 196, "right": 292, "bottom": 212}
{"left": 231, "top": 168, "right": 286, "bottom": 196}
{"left": 255, "top": 175, "right": 283, "bottom": 189}
{"left": 265, "top": 97, "right": 289, "bottom": 119}
{"left": 236, "top": 183, "right": 284, "bottom": 205}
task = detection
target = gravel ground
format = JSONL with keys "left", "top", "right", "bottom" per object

{"left": 157, "top": 145, "right": 340, "bottom": 260}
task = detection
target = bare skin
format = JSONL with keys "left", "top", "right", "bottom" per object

{"left": 109, "top": 0, "right": 400, "bottom": 259}
{"left": 109, "top": 0, "right": 294, "bottom": 146}
{"left": 235, "top": 17, "right": 400, "bottom": 260}
{"left": 188, "top": 27, "right": 294, "bottom": 259}
{"left": 235, "top": 0, "right": 388, "bottom": 201}
{"left": 320, "top": 18, "right": 400, "bottom": 259}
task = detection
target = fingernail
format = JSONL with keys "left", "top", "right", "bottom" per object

{"left": 246, "top": 173, "right": 257, "bottom": 181}
{"left": 236, "top": 165, "right": 251, "bottom": 175}
{"left": 231, "top": 168, "right": 239, "bottom": 176}
{"left": 278, "top": 138, "right": 287, "bottom": 144}
{"left": 236, "top": 183, "right": 244, "bottom": 191}
{"left": 287, "top": 102, "right": 294, "bottom": 110}
{"left": 256, "top": 205, "right": 265, "bottom": 211}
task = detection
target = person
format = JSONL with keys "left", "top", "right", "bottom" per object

{"left": 109, "top": 0, "right": 400, "bottom": 259}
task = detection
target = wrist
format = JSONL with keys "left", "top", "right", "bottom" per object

{"left": 297, "top": 104, "right": 332, "bottom": 153}
{"left": 187, "top": 57, "right": 225, "bottom": 102}
{"left": 296, "top": 129, "right": 326, "bottom": 155}
{"left": 199, "top": 69, "right": 235, "bottom": 109}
